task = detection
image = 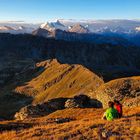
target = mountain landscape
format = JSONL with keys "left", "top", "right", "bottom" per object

{"left": 1, "top": 19, "right": 140, "bottom": 45}
{"left": 0, "top": 19, "right": 140, "bottom": 140}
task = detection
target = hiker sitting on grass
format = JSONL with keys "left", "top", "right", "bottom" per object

{"left": 102, "top": 101, "right": 118, "bottom": 121}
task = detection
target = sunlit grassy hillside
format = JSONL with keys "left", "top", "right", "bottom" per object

{"left": 0, "top": 59, "right": 103, "bottom": 119}
{"left": 14, "top": 59, "right": 103, "bottom": 104}
{"left": 0, "top": 107, "right": 139, "bottom": 140}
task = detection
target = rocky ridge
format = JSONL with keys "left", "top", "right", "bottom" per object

{"left": 14, "top": 59, "right": 104, "bottom": 103}
{"left": 14, "top": 94, "right": 102, "bottom": 120}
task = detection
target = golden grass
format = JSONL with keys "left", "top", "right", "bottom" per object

{"left": 0, "top": 59, "right": 103, "bottom": 118}
{"left": 0, "top": 107, "right": 139, "bottom": 140}
{"left": 14, "top": 59, "right": 103, "bottom": 104}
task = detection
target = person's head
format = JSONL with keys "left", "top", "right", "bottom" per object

{"left": 108, "top": 101, "right": 114, "bottom": 108}
{"left": 114, "top": 99, "right": 120, "bottom": 104}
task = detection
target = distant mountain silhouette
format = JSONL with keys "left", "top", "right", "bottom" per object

{"left": 0, "top": 33, "right": 140, "bottom": 81}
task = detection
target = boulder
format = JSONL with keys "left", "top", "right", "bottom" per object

{"left": 65, "top": 98, "right": 83, "bottom": 108}
{"left": 89, "top": 99, "right": 103, "bottom": 108}
{"left": 14, "top": 98, "right": 67, "bottom": 120}
{"left": 44, "top": 98, "right": 67, "bottom": 110}
{"left": 14, "top": 104, "right": 50, "bottom": 120}
{"left": 65, "top": 94, "right": 102, "bottom": 108}
{"left": 74, "top": 94, "right": 91, "bottom": 107}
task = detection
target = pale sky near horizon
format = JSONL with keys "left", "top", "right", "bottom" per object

{"left": 0, "top": 0, "right": 140, "bottom": 23}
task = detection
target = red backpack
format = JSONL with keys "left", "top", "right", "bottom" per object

{"left": 114, "top": 103, "right": 122, "bottom": 117}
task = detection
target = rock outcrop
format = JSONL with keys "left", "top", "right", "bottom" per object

{"left": 14, "top": 97, "right": 67, "bottom": 120}
{"left": 65, "top": 99, "right": 82, "bottom": 108}
{"left": 65, "top": 94, "right": 103, "bottom": 108}
{"left": 14, "top": 95, "right": 102, "bottom": 120}
{"left": 14, "top": 104, "right": 49, "bottom": 120}
{"left": 69, "top": 24, "right": 89, "bottom": 33}
{"left": 95, "top": 76, "right": 140, "bottom": 108}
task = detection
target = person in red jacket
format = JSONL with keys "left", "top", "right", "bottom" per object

{"left": 114, "top": 100, "right": 122, "bottom": 118}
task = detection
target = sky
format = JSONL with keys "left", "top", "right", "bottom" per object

{"left": 0, "top": 0, "right": 140, "bottom": 23}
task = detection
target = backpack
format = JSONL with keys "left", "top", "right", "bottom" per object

{"left": 114, "top": 104, "right": 122, "bottom": 117}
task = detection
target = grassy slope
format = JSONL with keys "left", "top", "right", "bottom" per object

{"left": 14, "top": 59, "right": 103, "bottom": 104}
{"left": 0, "top": 59, "right": 103, "bottom": 118}
{"left": 0, "top": 107, "right": 139, "bottom": 140}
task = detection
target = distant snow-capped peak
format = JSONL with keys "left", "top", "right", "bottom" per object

{"left": 135, "top": 27, "right": 140, "bottom": 32}
{"left": 18, "top": 26, "right": 26, "bottom": 30}
{"left": 40, "top": 20, "right": 67, "bottom": 31}
{"left": 40, "top": 22, "right": 55, "bottom": 31}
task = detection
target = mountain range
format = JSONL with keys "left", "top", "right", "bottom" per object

{"left": 1, "top": 19, "right": 140, "bottom": 46}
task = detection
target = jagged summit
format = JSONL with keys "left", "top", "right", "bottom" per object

{"left": 69, "top": 24, "right": 89, "bottom": 33}
{"left": 40, "top": 22, "right": 54, "bottom": 30}
{"left": 40, "top": 20, "right": 67, "bottom": 31}
{"left": 18, "top": 26, "right": 26, "bottom": 30}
